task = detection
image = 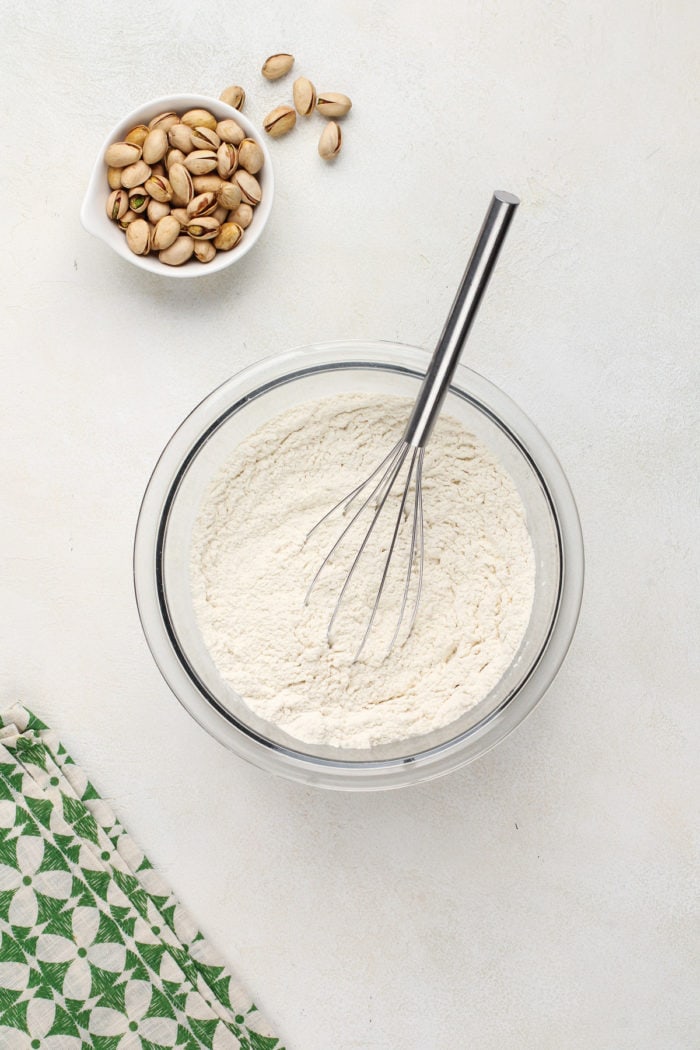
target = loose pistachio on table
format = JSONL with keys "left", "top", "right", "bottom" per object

{"left": 104, "top": 106, "right": 263, "bottom": 264}
{"left": 261, "top": 53, "right": 294, "bottom": 80}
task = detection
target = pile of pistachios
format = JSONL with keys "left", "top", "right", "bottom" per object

{"left": 255, "top": 52, "right": 351, "bottom": 160}
{"left": 105, "top": 108, "right": 263, "bottom": 265}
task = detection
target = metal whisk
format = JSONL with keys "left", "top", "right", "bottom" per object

{"left": 305, "top": 191, "right": 520, "bottom": 660}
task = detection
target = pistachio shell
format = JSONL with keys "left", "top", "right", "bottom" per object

{"left": 186, "top": 192, "right": 218, "bottom": 219}
{"left": 318, "top": 121, "right": 342, "bottom": 159}
{"left": 293, "top": 76, "right": 316, "bottom": 116}
{"left": 147, "top": 199, "right": 170, "bottom": 223}
{"left": 144, "top": 175, "right": 173, "bottom": 203}
{"left": 169, "top": 163, "right": 194, "bottom": 206}
{"left": 194, "top": 240, "right": 216, "bottom": 263}
{"left": 263, "top": 105, "right": 296, "bottom": 138}
{"left": 237, "top": 138, "right": 264, "bottom": 175}
{"left": 148, "top": 111, "right": 179, "bottom": 132}
{"left": 261, "top": 53, "right": 294, "bottom": 80}
{"left": 126, "top": 218, "right": 150, "bottom": 255}
{"left": 182, "top": 108, "right": 216, "bottom": 130}
{"left": 170, "top": 207, "right": 190, "bottom": 226}
{"left": 217, "top": 181, "right": 242, "bottom": 210}
{"left": 165, "top": 148, "right": 186, "bottom": 171}
{"left": 233, "top": 169, "right": 262, "bottom": 206}
{"left": 120, "top": 159, "right": 152, "bottom": 189}
{"left": 214, "top": 221, "right": 244, "bottom": 250}
{"left": 212, "top": 204, "right": 229, "bottom": 224}
{"left": 104, "top": 141, "right": 142, "bottom": 168}
{"left": 192, "top": 175, "right": 222, "bottom": 193}
{"left": 118, "top": 209, "right": 139, "bottom": 230}
{"left": 217, "top": 142, "right": 238, "bottom": 179}
{"left": 125, "top": 124, "right": 149, "bottom": 147}
{"left": 142, "top": 127, "right": 168, "bottom": 164}
{"left": 190, "top": 125, "right": 221, "bottom": 150}
{"left": 184, "top": 149, "right": 218, "bottom": 175}
{"left": 216, "top": 118, "right": 245, "bottom": 145}
{"left": 228, "top": 202, "right": 253, "bottom": 228}
{"left": 106, "top": 188, "right": 129, "bottom": 221}
{"left": 159, "top": 236, "right": 195, "bottom": 266}
{"left": 219, "top": 85, "right": 245, "bottom": 110}
{"left": 151, "top": 214, "right": 181, "bottom": 251}
{"left": 168, "top": 123, "right": 194, "bottom": 153}
{"left": 107, "top": 166, "right": 123, "bottom": 189}
{"left": 186, "top": 216, "right": 221, "bottom": 240}
{"left": 316, "top": 92, "right": 352, "bottom": 118}
{"left": 128, "top": 187, "right": 149, "bottom": 214}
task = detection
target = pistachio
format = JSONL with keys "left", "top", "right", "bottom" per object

{"left": 228, "top": 202, "right": 253, "bottom": 228}
{"left": 144, "top": 174, "right": 173, "bottom": 203}
{"left": 316, "top": 92, "right": 352, "bottom": 118}
{"left": 237, "top": 138, "right": 264, "bottom": 174}
{"left": 184, "top": 149, "right": 218, "bottom": 175}
{"left": 126, "top": 218, "right": 150, "bottom": 255}
{"left": 168, "top": 123, "right": 194, "bottom": 153}
{"left": 192, "top": 174, "right": 222, "bottom": 193}
{"left": 214, "top": 222, "right": 244, "bottom": 250}
{"left": 165, "top": 148, "right": 186, "bottom": 171}
{"left": 120, "top": 159, "right": 152, "bottom": 189}
{"left": 261, "top": 53, "right": 294, "bottom": 80}
{"left": 159, "top": 236, "right": 195, "bottom": 266}
{"left": 217, "top": 181, "right": 242, "bottom": 209}
{"left": 263, "top": 105, "right": 296, "bottom": 138}
{"left": 212, "top": 204, "right": 229, "bottom": 224}
{"left": 293, "top": 76, "right": 316, "bottom": 116}
{"left": 118, "top": 209, "right": 139, "bottom": 230}
{"left": 187, "top": 192, "right": 218, "bottom": 219}
{"left": 125, "top": 124, "right": 150, "bottom": 147}
{"left": 170, "top": 207, "right": 190, "bottom": 226}
{"left": 104, "top": 141, "right": 142, "bottom": 168}
{"left": 147, "top": 199, "right": 170, "bottom": 223}
{"left": 106, "top": 188, "right": 130, "bottom": 221}
{"left": 128, "top": 187, "right": 149, "bottom": 214}
{"left": 169, "top": 163, "right": 194, "bottom": 206}
{"left": 151, "top": 214, "right": 181, "bottom": 251}
{"left": 194, "top": 239, "right": 216, "bottom": 263}
{"left": 148, "top": 111, "right": 179, "bottom": 132}
{"left": 142, "top": 127, "right": 168, "bottom": 164}
{"left": 190, "top": 125, "right": 221, "bottom": 150}
{"left": 219, "top": 85, "right": 245, "bottom": 110}
{"left": 233, "top": 169, "right": 262, "bottom": 205}
{"left": 216, "top": 118, "right": 245, "bottom": 145}
{"left": 181, "top": 108, "right": 216, "bottom": 130}
{"left": 318, "top": 120, "right": 342, "bottom": 159}
{"left": 150, "top": 162, "right": 166, "bottom": 179}
{"left": 186, "top": 216, "right": 221, "bottom": 240}
{"left": 107, "top": 166, "right": 124, "bottom": 190}
{"left": 217, "top": 142, "right": 238, "bottom": 179}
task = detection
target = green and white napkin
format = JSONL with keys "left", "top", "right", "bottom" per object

{"left": 0, "top": 704, "right": 285, "bottom": 1050}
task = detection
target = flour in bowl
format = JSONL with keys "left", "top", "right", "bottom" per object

{"left": 189, "top": 395, "right": 535, "bottom": 748}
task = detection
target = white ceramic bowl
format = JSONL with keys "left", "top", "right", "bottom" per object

{"left": 80, "top": 94, "right": 274, "bottom": 278}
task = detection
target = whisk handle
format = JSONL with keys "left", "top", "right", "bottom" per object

{"left": 404, "top": 190, "right": 519, "bottom": 448}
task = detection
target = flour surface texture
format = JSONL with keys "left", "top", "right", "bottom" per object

{"left": 190, "top": 396, "right": 535, "bottom": 748}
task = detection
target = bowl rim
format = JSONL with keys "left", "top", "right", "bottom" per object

{"left": 80, "top": 93, "right": 274, "bottom": 279}
{"left": 134, "top": 340, "right": 585, "bottom": 789}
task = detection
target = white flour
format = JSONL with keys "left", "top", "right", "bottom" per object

{"left": 190, "top": 395, "right": 535, "bottom": 748}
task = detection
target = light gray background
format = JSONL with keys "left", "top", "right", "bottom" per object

{"left": 1, "top": 1, "right": 698, "bottom": 1047}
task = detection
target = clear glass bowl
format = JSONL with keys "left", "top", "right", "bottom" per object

{"left": 134, "top": 341, "right": 584, "bottom": 789}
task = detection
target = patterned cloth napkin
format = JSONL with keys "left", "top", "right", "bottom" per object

{"left": 0, "top": 704, "right": 285, "bottom": 1050}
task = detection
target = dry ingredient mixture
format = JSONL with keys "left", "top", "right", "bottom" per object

{"left": 190, "top": 396, "right": 535, "bottom": 748}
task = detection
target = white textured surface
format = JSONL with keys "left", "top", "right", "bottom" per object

{"left": 1, "top": 1, "right": 698, "bottom": 1047}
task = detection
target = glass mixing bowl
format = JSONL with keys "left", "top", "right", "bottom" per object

{"left": 134, "top": 341, "right": 584, "bottom": 789}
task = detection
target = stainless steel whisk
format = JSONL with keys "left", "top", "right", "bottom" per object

{"left": 305, "top": 191, "right": 520, "bottom": 660}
